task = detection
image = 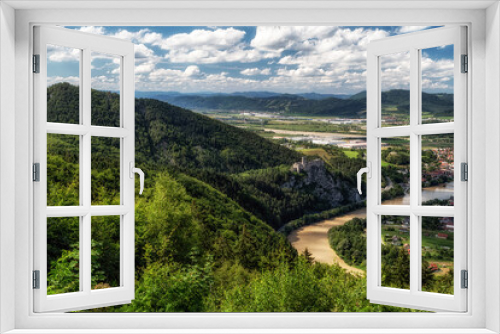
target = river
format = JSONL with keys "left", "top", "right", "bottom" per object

{"left": 287, "top": 183, "right": 454, "bottom": 273}
{"left": 380, "top": 182, "right": 454, "bottom": 205}
{"left": 287, "top": 207, "right": 367, "bottom": 276}
{"left": 262, "top": 128, "right": 364, "bottom": 138}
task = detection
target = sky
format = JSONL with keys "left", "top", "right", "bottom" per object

{"left": 46, "top": 25, "right": 454, "bottom": 95}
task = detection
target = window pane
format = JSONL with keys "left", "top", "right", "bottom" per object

{"left": 380, "top": 51, "right": 410, "bottom": 127}
{"left": 381, "top": 215, "right": 410, "bottom": 290}
{"left": 91, "top": 216, "right": 121, "bottom": 289}
{"left": 421, "top": 45, "right": 454, "bottom": 124}
{"left": 91, "top": 52, "right": 121, "bottom": 127}
{"left": 47, "top": 134, "right": 79, "bottom": 206}
{"left": 421, "top": 134, "right": 454, "bottom": 206}
{"left": 421, "top": 216, "right": 454, "bottom": 295}
{"left": 91, "top": 137, "right": 120, "bottom": 205}
{"left": 47, "top": 45, "right": 81, "bottom": 124}
{"left": 381, "top": 137, "right": 410, "bottom": 205}
{"left": 47, "top": 217, "right": 80, "bottom": 295}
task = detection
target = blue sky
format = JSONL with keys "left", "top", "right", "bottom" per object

{"left": 46, "top": 25, "right": 454, "bottom": 95}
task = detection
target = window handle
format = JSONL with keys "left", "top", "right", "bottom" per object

{"left": 129, "top": 162, "right": 145, "bottom": 195}
{"left": 357, "top": 162, "right": 371, "bottom": 195}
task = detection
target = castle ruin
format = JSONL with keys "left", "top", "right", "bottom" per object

{"left": 291, "top": 157, "right": 324, "bottom": 173}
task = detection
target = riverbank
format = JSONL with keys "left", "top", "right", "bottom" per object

{"left": 287, "top": 182, "right": 454, "bottom": 274}
{"left": 287, "top": 207, "right": 366, "bottom": 276}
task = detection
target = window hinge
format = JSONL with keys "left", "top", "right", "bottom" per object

{"left": 33, "top": 270, "right": 40, "bottom": 289}
{"left": 461, "top": 54, "right": 468, "bottom": 73}
{"left": 461, "top": 162, "right": 468, "bottom": 181}
{"left": 461, "top": 270, "right": 468, "bottom": 289}
{"left": 33, "top": 54, "right": 40, "bottom": 73}
{"left": 33, "top": 163, "right": 40, "bottom": 182}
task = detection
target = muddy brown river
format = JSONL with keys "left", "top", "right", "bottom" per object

{"left": 287, "top": 183, "right": 454, "bottom": 274}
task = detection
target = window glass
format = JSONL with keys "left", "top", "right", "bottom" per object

{"left": 381, "top": 137, "right": 410, "bottom": 205}
{"left": 421, "top": 216, "right": 454, "bottom": 295}
{"left": 421, "top": 134, "right": 454, "bottom": 206}
{"left": 91, "top": 52, "right": 121, "bottom": 127}
{"left": 421, "top": 45, "right": 454, "bottom": 124}
{"left": 380, "top": 51, "right": 410, "bottom": 127}
{"left": 47, "top": 134, "right": 80, "bottom": 206}
{"left": 91, "top": 137, "right": 120, "bottom": 205}
{"left": 381, "top": 215, "right": 410, "bottom": 290}
{"left": 91, "top": 216, "right": 121, "bottom": 289}
{"left": 47, "top": 217, "right": 80, "bottom": 295}
{"left": 47, "top": 45, "right": 81, "bottom": 124}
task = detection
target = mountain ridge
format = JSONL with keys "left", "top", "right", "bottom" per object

{"left": 149, "top": 89, "right": 453, "bottom": 118}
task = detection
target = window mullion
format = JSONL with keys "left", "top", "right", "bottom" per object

{"left": 82, "top": 47, "right": 92, "bottom": 294}
{"left": 409, "top": 46, "right": 421, "bottom": 295}
{"left": 413, "top": 123, "right": 455, "bottom": 135}
{"left": 79, "top": 46, "right": 85, "bottom": 295}
{"left": 373, "top": 126, "right": 411, "bottom": 138}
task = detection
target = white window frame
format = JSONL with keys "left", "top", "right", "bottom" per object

{"left": 366, "top": 26, "right": 467, "bottom": 312}
{"left": 0, "top": 1, "right": 498, "bottom": 333}
{"left": 33, "top": 25, "right": 136, "bottom": 312}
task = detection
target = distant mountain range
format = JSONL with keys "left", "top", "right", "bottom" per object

{"left": 136, "top": 90, "right": 352, "bottom": 101}
{"left": 147, "top": 92, "right": 365, "bottom": 117}
{"left": 137, "top": 89, "right": 453, "bottom": 118}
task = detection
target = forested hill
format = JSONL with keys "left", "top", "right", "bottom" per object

{"left": 48, "top": 83, "right": 300, "bottom": 173}
{"left": 350, "top": 89, "right": 453, "bottom": 117}
{"left": 151, "top": 89, "right": 453, "bottom": 118}
{"left": 154, "top": 93, "right": 366, "bottom": 117}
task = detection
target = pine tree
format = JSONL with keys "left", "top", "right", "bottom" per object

{"left": 303, "top": 248, "right": 315, "bottom": 264}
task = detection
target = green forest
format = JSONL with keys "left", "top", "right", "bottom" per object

{"left": 46, "top": 83, "right": 435, "bottom": 312}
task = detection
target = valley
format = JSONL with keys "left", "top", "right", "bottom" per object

{"left": 46, "top": 82, "right": 455, "bottom": 312}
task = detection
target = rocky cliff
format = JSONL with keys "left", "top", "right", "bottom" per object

{"left": 284, "top": 158, "right": 361, "bottom": 207}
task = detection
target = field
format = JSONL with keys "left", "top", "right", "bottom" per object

{"left": 342, "top": 150, "right": 360, "bottom": 158}
{"left": 198, "top": 110, "right": 366, "bottom": 135}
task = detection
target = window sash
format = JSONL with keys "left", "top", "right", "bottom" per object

{"left": 366, "top": 26, "right": 468, "bottom": 312}
{"left": 32, "top": 25, "right": 136, "bottom": 313}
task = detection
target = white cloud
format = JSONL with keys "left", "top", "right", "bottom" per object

{"left": 148, "top": 65, "right": 204, "bottom": 82}
{"left": 277, "top": 67, "right": 326, "bottom": 77}
{"left": 275, "top": 28, "right": 388, "bottom": 68}
{"left": 48, "top": 76, "right": 80, "bottom": 87}
{"left": 135, "top": 62, "right": 156, "bottom": 74}
{"left": 166, "top": 47, "right": 278, "bottom": 64}
{"left": 155, "top": 27, "right": 281, "bottom": 64}
{"left": 184, "top": 65, "right": 202, "bottom": 77}
{"left": 47, "top": 45, "right": 80, "bottom": 62}
{"left": 112, "top": 28, "right": 149, "bottom": 41}
{"left": 140, "top": 31, "right": 163, "bottom": 45}
{"left": 160, "top": 27, "right": 246, "bottom": 51}
{"left": 247, "top": 27, "right": 389, "bottom": 93}
{"left": 380, "top": 51, "right": 411, "bottom": 90}
{"left": 91, "top": 74, "right": 120, "bottom": 91}
{"left": 78, "top": 26, "right": 105, "bottom": 35}
{"left": 251, "top": 26, "right": 337, "bottom": 52}
{"left": 135, "top": 44, "right": 155, "bottom": 58}
{"left": 421, "top": 57, "right": 454, "bottom": 92}
{"left": 57, "top": 25, "right": 454, "bottom": 94}
{"left": 240, "top": 68, "right": 271, "bottom": 76}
